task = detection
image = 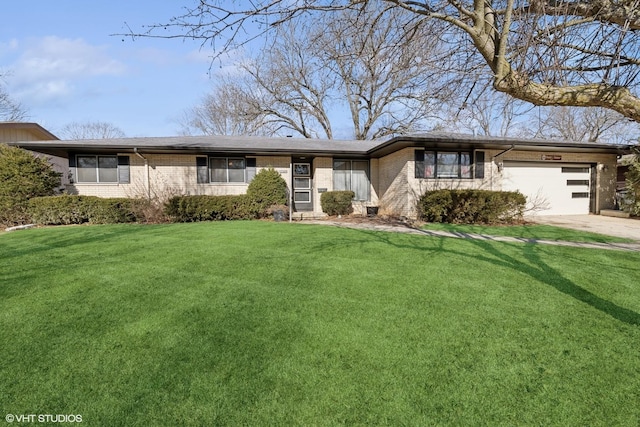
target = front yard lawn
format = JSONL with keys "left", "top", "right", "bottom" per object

{"left": 1, "top": 222, "right": 639, "bottom": 425}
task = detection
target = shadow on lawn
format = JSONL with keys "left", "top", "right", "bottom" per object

{"left": 353, "top": 228, "right": 640, "bottom": 327}
{"left": 0, "top": 224, "right": 161, "bottom": 260}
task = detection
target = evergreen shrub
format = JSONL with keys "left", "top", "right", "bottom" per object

{"left": 418, "top": 189, "right": 526, "bottom": 224}
{"left": 320, "top": 191, "right": 355, "bottom": 216}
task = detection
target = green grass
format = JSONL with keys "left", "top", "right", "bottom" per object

{"left": 423, "top": 222, "right": 635, "bottom": 243}
{"left": 1, "top": 221, "right": 640, "bottom": 426}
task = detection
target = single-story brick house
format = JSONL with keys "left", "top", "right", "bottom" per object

{"left": 7, "top": 128, "right": 634, "bottom": 218}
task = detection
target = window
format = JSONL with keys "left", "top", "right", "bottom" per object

{"left": 197, "top": 157, "right": 255, "bottom": 184}
{"left": 73, "top": 155, "right": 129, "bottom": 183}
{"left": 415, "top": 150, "right": 473, "bottom": 179}
{"left": 562, "top": 167, "right": 590, "bottom": 173}
{"left": 210, "top": 157, "right": 245, "bottom": 183}
{"left": 333, "top": 159, "right": 370, "bottom": 201}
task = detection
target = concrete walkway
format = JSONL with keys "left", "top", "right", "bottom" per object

{"left": 526, "top": 214, "right": 640, "bottom": 241}
{"left": 302, "top": 218, "right": 640, "bottom": 252}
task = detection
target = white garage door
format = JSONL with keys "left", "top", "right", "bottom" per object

{"left": 502, "top": 162, "right": 592, "bottom": 215}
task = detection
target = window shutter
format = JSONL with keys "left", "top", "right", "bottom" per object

{"left": 117, "top": 156, "right": 130, "bottom": 183}
{"left": 196, "top": 157, "right": 209, "bottom": 183}
{"left": 415, "top": 150, "right": 425, "bottom": 178}
{"left": 246, "top": 158, "right": 257, "bottom": 182}
{"left": 68, "top": 154, "right": 77, "bottom": 183}
{"left": 474, "top": 151, "right": 485, "bottom": 179}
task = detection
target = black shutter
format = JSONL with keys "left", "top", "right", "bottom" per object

{"left": 117, "top": 156, "right": 130, "bottom": 183}
{"left": 474, "top": 151, "right": 485, "bottom": 179}
{"left": 415, "top": 150, "right": 425, "bottom": 178}
{"left": 246, "top": 158, "right": 257, "bottom": 182}
{"left": 196, "top": 157, "right": 209, "bottom": 183}
{"left": 68, "top": 154, "right": 76, "bottom": 183}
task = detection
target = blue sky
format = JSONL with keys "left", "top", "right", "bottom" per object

{"left": 1, "top": 1, "right": 222, "bottom": 137}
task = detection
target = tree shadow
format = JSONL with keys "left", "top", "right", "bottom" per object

{"left": 344, "top": 226, "right": 640, "bottom": 327}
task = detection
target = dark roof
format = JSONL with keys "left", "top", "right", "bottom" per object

{"left": 370, "top": 133, "right": 634, "bottom": 157}
{"left": 6, "top": 132, "right": 634, "bottom": 158}
{"left": 6, "top": 135, "right": 378, "bottom": 158}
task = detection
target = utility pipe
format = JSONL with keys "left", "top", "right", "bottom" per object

{"left": 490, "top": 144, "right": 515, "bottom": 191}
{"left": 133, "top": 147, "right": 151, "bottom": 200}
{"left": 289, "top": 158, "right": 293, "bottom": 222}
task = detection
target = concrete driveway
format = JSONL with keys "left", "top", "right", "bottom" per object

{"left": 527, "top": 215, "right": 640, "bottom": 241}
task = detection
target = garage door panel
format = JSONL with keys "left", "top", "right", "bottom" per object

{"left": 502, "top": 162, "right": 591, "bottom": 215}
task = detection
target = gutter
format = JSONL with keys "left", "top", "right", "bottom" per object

{"left": 134, "top": 148, "right": 151, "bottom": 200}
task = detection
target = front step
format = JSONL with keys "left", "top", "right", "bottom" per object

{"left": 600, "top": 209, "right": 631, "bottom": 218}
{"left": 290, "top": 211, "right": 328, "bottom": 220}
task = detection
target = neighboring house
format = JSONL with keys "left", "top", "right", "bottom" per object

{"left": 0, "top": 122, "right": 69, "bottom": 187}
{"left": 617, "top": 154, "right": 634, "bottom": 190}
{"left": 8, "top": 129, "right": 634, "bottom": 218}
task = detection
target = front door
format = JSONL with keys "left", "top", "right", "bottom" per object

{"left": 292, "top": 157, "right": 313, "bottom": 211}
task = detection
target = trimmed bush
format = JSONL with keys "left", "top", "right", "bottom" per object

{"left": 246, "top": 167, "right": 289, "bottom": 217}
{"left": 28, "top": 195, "right": 138, "bottom": 225}
{"left": 320, "top": 191, "right": 355, "bottom": 216}
{"left": 0, "top": 144, "right": 61, "bottom": 226}
{"left": 418, "top": 189, "right": 526, "bottom": 224}
{"left": 164, "top": 195, "right": 256, "bottom": 222}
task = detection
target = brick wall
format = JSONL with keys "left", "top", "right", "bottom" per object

{"left": 375, "top": 147, "right": 619, "bottom": 218}
{"left": 314, "top": 157, "right": 332, "bottom": 212}
{"left": 65, "top": 149, "right": 620, "bottom": 217}
{"left": 68, "top": 154, "right": 294, "bottom": 201}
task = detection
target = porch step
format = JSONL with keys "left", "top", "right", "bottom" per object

{"left": 291, "top": 212, "right": 328, "bottom": 220}
{"left": 600, "top": 209, "right": 631, "bottom": 218}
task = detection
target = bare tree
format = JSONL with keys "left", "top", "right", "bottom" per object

{"left": 180, "top": 75, "right": 271, "bottom": 136}
{"left": 317, "top": 4, "right": 449, "bottom": 139}
{"left": 59, "top": 121, "right": 126, "bottom": 139}
{"left": 0, "top": 73, "right": 28, "bottom": 122}
{"left": 443, "top": 87, "right": 533, "bottom": 137}
{"left": 181, "top": 3, "right": 449, "bottom": 139}
{"left": 126, "top": 0, "right": 640, "bottom": 123}
{"left": 241, "top": 23, "right": 337, "bottom": 139}
{"left": 532, "top": 106, "right": 639, "bottom": 143}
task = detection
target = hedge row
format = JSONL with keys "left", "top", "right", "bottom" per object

{"left": 164, "top": 195, "right": 257, "bottom": 222}
{"left": 320, "top": 191, "right": 355, "bottom": 216}
{"left": 418, "top": 189, "right": 526, "bottom": 224}
{"left": 28, "top": 195, "right": 138, "bottom": 225}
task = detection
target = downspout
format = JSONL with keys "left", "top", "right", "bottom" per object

{"left": 491, "top": 145, "right": 515, "bottom": 191}
{"left": 134, "top": 148, "right": 151, "bottom": 200}
{"left": 289, "top": 157, "right": 293, "bottom": 222}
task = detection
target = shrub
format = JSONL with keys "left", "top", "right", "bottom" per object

{"left": 128, "top": 198, "right": 171, "bottom": 224}
{"left": 164, "top": 195, "right": 256, "bottom": 222}
{"left": 320, "top": 191, "right": 355, "bottom": 216}
{"left": 246, "top": 167, "right": 288, "bottom": 217}
{"left": 28, "top": 195, "right": 138, "bottom": 225}
{"left": 418, "top": 189, "right": 526, "bottom": 224}
{"left": 0, "top": 144, "right": 61, "bottom": 226}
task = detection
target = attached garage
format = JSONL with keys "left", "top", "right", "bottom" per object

{"left": 502, "top": 162, "right": 593, "bottom": 215}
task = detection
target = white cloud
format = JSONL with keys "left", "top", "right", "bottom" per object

{"left": 186, "top": 48, "right": 214, "bottom": 64}
{"left": 8, "top": 36, "right": 126, "bottom": 105}
{"left": 0, "top": 39, "right": 19, "bottom": 57}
